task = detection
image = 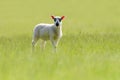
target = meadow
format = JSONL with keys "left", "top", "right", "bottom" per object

{"left": 0, "top": 0, "right": 120, "bottom": 80}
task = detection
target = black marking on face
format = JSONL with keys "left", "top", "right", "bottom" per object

{"left": 54, "top": 18, "right": 57, "bottom": 22}
{"left": 54, "top": 18, "right": 61, "bottom": 22}
{"left": 58, "top": 18, "right": 61, "bottom": 22}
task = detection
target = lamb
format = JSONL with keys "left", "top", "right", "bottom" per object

{"left": 32, "top": 16, "right": 65, "bottom": 52}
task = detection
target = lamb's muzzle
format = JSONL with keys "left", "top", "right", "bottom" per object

{"left": 32, "top": 16, "right": 65, "bottom": 52}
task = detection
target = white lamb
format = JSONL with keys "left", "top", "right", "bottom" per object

{"left": 32, "top": 16, "right": 65, "bottom": 52}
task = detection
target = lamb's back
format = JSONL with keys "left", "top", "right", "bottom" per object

{"left": 35, "top": 23, "right": 54, "bottom": 40}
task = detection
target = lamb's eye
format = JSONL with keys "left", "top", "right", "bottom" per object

{"left": 54, "top": 18, "right": 56, "bottom": 21}
{"left": 59, "top": 18, "right": 61, "bottom": 22}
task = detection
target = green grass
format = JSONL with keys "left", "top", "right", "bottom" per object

{"left": 0, "top": 0, "right": 120, "bottom": 80}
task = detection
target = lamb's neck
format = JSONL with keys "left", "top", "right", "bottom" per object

{"left": 56, "top": 26, "right": 62, "bottom": 32}
{"left": 53, "top": 25, "right": 62, "bottom": 37}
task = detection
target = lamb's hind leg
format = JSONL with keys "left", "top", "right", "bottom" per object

{"left": 32, "top": 37, "right": 39, "bottom": 52}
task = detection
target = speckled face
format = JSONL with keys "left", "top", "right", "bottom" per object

{"left": 51, "top": 16, "right": 65, "bottom": 27}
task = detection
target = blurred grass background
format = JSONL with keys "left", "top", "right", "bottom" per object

{"left": 0, "top": 0, "right": 120, "bottom": 36}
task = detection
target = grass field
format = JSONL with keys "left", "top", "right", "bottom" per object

{"left": 0, "top": 0, "right": 120, "bottom": 80}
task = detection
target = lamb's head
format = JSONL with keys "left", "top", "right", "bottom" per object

{"left": 51, "top": 16, "right": 65, "bottom": 27}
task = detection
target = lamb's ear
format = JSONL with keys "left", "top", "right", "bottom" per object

{"left": 61, "top": 16, "right": 65, "bottom": 20}
{"left": 51, "top": 16, "right": 54, "bottom": 19}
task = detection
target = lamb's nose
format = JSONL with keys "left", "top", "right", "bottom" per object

{"left": 56, "top": 23, "right": 59, "bottom": 26}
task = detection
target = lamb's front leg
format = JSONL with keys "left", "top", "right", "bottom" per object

{"left": 50, "top": 38, "right": 59, "bottom": 52}
{"left": 40, "top": 40, "right": 46, "bottom": 51}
